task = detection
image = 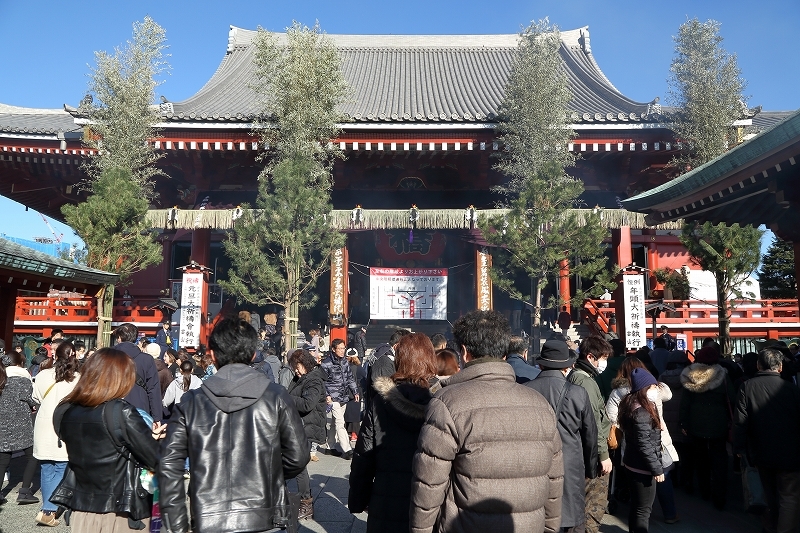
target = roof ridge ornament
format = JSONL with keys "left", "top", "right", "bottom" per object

{"left": 228, "top": 26, "right": 238, "bottom": 54}
{"left": 579, "top": 28, "right": 591, "bottom": 54}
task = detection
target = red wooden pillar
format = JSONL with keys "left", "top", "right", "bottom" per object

{"left": 329, "top": 246, "right": 349, "bottom": 345}
{"left": 559, "top": 259, "right": 570, "bottom": 312}
{"left": 644, "top": 230, "right": 659, "bottom": 295}
{"left": 612, "top": 226, "right": 633, "bottom": 342}
{"left": 190, "top": 228, "right": 211, "bottom": 267}
{"left": 0, "top": 286, "right": 16, "bottom": 346}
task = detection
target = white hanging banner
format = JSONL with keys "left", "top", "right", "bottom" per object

{"left": 370, "top": 267, "right": 447, "bottom": 320}
{"left": 623, "top": 274, "right": 647, "bottom": 350}
{"left": 179, "top": 272, "right": 205, "bottom": 347}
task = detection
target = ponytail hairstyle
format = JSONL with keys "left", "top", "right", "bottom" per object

{"left": 54, "top": 342, "right": 79, "bottom": 383}
{"left": 180, "top": 360, "right": 194, "bottom": 391}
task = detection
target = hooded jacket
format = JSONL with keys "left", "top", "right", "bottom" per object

{"left": 679, "top": 363, "right": 735, "bottom": 439}
{"left": 411, "top": 359, "right": 563, "bottom": 533}
{"left": 349, "top": 377, "right": 433, "bottom": 533}
{"left": 159, "top": 364, "right": 309, "bottom": 533}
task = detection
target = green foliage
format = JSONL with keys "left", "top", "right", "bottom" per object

{"left": 494, "top": 19, "right": 576, "bottom": 194}
{"left": 654, "top": 266, "right": 691, "bottom": 300}
{"left": 680, "top": 221, "right": 763, "bottom": 353}
{"left": 61, "top": 168, "right": 162, "bottom": 284}
{"left": 759, "top": 236, "right": 797, "bottom": 299}
{"left": 480, "top": 162, "right": 609, "bottom": 307}
{"left": 222, "top": 22, "right": 347, "bottom": 326}
{"left": 667, "top": 18, "right": 747, "bottom": 169}
{"left": 82, "top": 16, "right": 170, "bottom": 195}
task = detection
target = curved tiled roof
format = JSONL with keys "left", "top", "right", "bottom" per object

{"left": 168, "top": 26, "right": 658, "bottom": 125}
{"left": 0, "top": 103, "right": 78, "bottom": 136}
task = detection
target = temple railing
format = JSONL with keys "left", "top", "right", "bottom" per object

{"left": 15, "top": 296, "right": 162, "bottom": 326}
{"left": 582, "top": 299, "right": 800, "bottom": 335}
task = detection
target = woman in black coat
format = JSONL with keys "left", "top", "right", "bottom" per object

{"left": 286, "top": 348, "right": 327, "bottom": 520}
{"left": 619, "top": 368, "right": 666, "bottom": 533}
{"left": 348, "top": 333, "right": 438, "bottom": 533}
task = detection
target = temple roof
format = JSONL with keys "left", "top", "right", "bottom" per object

{"left": 0, "top": 103, "right": 79, "bottom": 137}
{"left": 167, "top": 26, "right": 660, "bottom": 125}
{"left": 622, "top": 108, "right": 800, "bottom": 239}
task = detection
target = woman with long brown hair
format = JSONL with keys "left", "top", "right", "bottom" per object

{"left": 0, "top": 351, "right": 37, "bottom": 507}
{"left": 52, "top": 348, "right": 164, "bottom": 532}
{"left": 32, "top": 341, "right": 81, "bottom": 524}
{"left": 618, "top": 368, "right": 666, "bottom": 533}
{"left": 348, "top": 332, "right": 438, "bottom": 533}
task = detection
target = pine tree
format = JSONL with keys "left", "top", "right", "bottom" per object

{"left": 62, "top": 169, "right": 162, "bottom": 346}
{"left": 222, "top": 22, "right": 348, "bottom": 350}
{"left": 480, "top": 20, "right": 611, "bottom": 352}
{"left": 667, "top": 18, "right": 746, "bottom": 169}
{"left": 759, "top": 236, "right": 797, "bottom": 299}
{"left": 81, "top": 16, "right": 170, "bottom": 196}
{"left": 680, "top": 221, "right": 762, "bottom": 355}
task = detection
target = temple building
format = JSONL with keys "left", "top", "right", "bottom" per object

{"left": 0, "top": 26, "right": 795, "bottom": 348}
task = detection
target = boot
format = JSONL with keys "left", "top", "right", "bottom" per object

{"left": 16, "top": 487, "right": 39, "bottom": 505}
{"left": 298, "top": 497, "right": 314, "bottom": 520}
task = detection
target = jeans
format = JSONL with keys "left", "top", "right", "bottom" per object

{"left": 758, "top": 467, "right": 800, "bottom": 533}
{"left": 655, "top": 469, "right": 677, "bottom": 520}
{"left": 627, "top": 469, "right": 657, "bottom": 533}
{"left": 0, "top": 446, "right": 37, "bottom": 491}
{"left": 40, "top": 461, "right": 67, "bottom": 512}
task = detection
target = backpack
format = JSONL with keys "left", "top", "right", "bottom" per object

{"left": 277, "top": 365, "right": 294, "bottom": 389}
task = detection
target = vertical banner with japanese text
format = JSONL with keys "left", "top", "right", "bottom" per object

{"left": 623, "top": 274, "right": 647, "bottom": 350}
{"left": 179, "top": 272, "right": 205, "bottom": 347}
{"left": 475, "top": 250, "right": 493, "bottom": 311}
{"left": 370, "top": 268, "right": 447, "bottom": 320}
{"left": 329, "top": 247, "right": 348, "bottom": 325}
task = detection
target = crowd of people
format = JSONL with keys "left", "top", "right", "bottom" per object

{"left": 0, "top": 311, "right": 799, "bottom": 533}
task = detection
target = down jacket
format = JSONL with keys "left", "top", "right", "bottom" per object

{"left": 287, "top": 366, "right": 327, "bottom": 444}
{"left": 620, "top": 403, "right": 664, "bottom": 476}
{"left": 349, "top": 377, "right": 433, "bottom": 533}
{"left": 321, "top": 352, "right": 358, "bottom": 404}
{"left": 0, "top": 369, "right": 35, "bottom": 452}
{"left": 679, "top": 363, "right": 735, "bottom": 439}
{"left": 606, "top": 378, "right": 678, "bottom": 464}
{"left": 410, "top": 359, "right": 564, "bottom": 533}
{"left": 526, "top": 369, "right": 597, "bottom": 529}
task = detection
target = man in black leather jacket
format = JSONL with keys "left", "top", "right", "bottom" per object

{"left": 159, "top": 318, "right": 309, "bottom": 533}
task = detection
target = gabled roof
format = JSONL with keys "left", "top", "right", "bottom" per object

{"left": 0, "top": 103, "right": 79, "bottom": 137}
{"left": 0, "top": 237, "right": 118, "bottom": 288}
{"left": 168, "top": 26, "right": 659, "bottom": 125}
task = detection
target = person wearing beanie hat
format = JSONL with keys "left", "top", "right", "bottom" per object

{"left": 526, "top": 340, "right": 597, "bottom": 531}
{"left": 679, "top": 342, "right": 736, "bottom": 510}
{"left": 618, "top": 367, "right": 665, "bottom": 532}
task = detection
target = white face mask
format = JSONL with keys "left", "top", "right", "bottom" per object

{"left": 646, "top": 388, "right": 660, "bottom": 403}
{"left": 596, "top": 358, "right": 607, "bottom": 373}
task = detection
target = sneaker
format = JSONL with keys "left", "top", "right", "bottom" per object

{"left": 310, "top": 454, "right": 319, "bottom": 462}
{"left": 36, "top": 510, "right": 60, "bottom": 527}
{"left": 665, "top": 516, "right": 680, "bottom": 524}
{"left": 16, "top": 488, "right": 39, "bottom": 504}
{"left": 183, "top": 470, "right": 190, "bottom": 479}
{"left": 342, "top": 450, "right": 354, "bottom": 461}
{"left": 350, "top": 432, "right": 358, "bottom": 441}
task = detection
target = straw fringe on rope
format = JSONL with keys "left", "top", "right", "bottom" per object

{"left": 145, "top": 208, "right": 683, "bottom": 231}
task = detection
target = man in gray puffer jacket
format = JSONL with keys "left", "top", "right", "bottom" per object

{"left": 411, "top": 310, "right": 564, "bottom": 533}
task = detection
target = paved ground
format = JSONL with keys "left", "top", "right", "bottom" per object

{"left": 0, "top": 452, "right": 764, "bottom": 533}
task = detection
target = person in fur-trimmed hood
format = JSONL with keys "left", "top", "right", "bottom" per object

{"left": 679, "top": 346, "right": 736, "bottom": 509}
{"left": 348, "top": 333, "right": 436, "bottom": 533}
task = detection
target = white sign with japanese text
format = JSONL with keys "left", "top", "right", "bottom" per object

{"left": 370, "top": 267, "right": 447, "bottom": 320}
{"left": 623, "top": 274, "right": 647, "bottom": 350}
{"left": 179, "top": 272, "right": 204, "bottom": 347}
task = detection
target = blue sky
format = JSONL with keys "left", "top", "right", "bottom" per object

{"left": 0, "top": 0, "right": 797, "bottom": 249}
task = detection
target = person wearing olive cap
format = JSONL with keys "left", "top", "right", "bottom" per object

{"left": 526, "top": 340, "right": 598, "bottom": 533}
